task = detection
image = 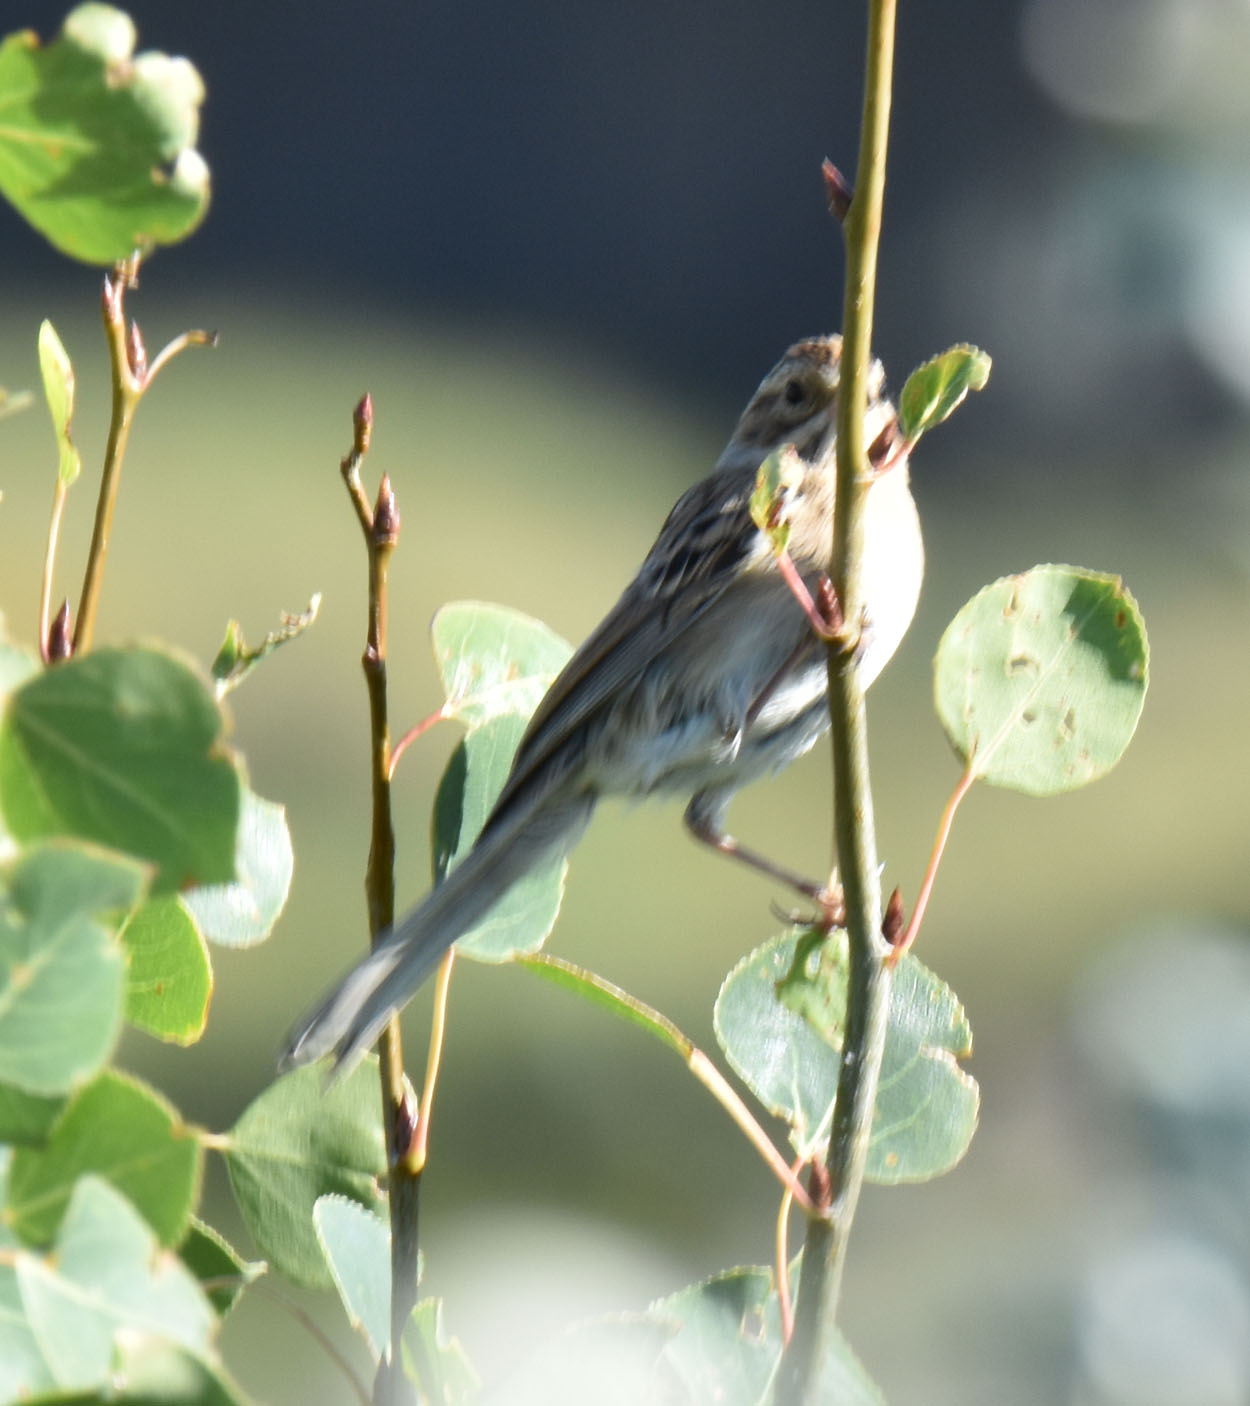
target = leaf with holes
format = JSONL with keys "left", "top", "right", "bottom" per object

{"left": 431, "top": 601, "right": 571, "bottom": 728}
{"left": 716, "top": 931, "right": 978, "bottom": 1178}
{"left": 934, "top": 564, "right": 1149, "bottom": 795}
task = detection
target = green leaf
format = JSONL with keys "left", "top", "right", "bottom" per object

{"left": 0, "top": 1082, "right": 64, "bottom": 1145}
{"left": 0, "top": 842, "right": 143, "bottom": 1095}
{"left": 0, "top": 6, "right": 210, "bottom": 264}
{"left": 0, "top": 646, "right": 241, "bottom": 889}
{"left": 11, "top": 1176, "right": 216, "bottom": 1393}
{"left": 431, "top": 601, "right": 572, "bottom": 727}
{"left": 716, "top": 931, "right": 979, "bottom": 1179}
{"left": 647, "top": 1267, "right": 781, "bottom": 1404}
{"left": 87, "top": 1336, "right": 251, "bottom": 1404}
{"left": 314, "top": 1194, "right": 392, "bottom": 1361}
{"left": 211, "top": 595, "right": 321, "bottom": 698}
{"left": 432, "top": 713, "right": 567, "bottom": 961}
{"left": 121, "top": 895, "right": 212, "bottom": 1042}
{"left": 225, "top": 1061, "right": 386, "bottom": 1289}
{"left": 37, "top": 320, "right": 81, "bottom": 486}
{"left": 401, "top": 1300, "right": 479, "bottom": 1402}
{"left": 748, "top": 444, "right": 804, "bottom": 555}
{"left": 934, "top": 565, "right": 1149, "bottom": 795}
{"left": 897, "top": 343, "right": 991, "bottom": 443}
{"left": 183, "top": 787, "right": 293, "bottom": 948}
{"left": 7, "top": 1068, "right": 201, "bottom": 1246}
{"left": 179, "top": 1218, "right": 263, "bottom": 1318}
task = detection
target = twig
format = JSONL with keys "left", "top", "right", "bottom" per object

{"left": 776, "top": 0, "right": 899, "bottom": 1399}
{"left": 888, "top": 763, "right": 975, "bottom": 963}
{"left": 339, "top": 396, "right": 424, "bottom": 1405}
{"left": 72, "top": 258, "right": 215, "bottom": 653}
{"left": 410, "top": 949, "right": 456, "bottom": 1172}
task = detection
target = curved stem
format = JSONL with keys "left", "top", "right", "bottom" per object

{"left": 410, "top": 949, "right": 455, "bottom": 1173}
{"left": 777, "top": 1, "right": 898, "bottom": 1399}
{"left": 889, "top": 764, "right": 976, "bottom": 963}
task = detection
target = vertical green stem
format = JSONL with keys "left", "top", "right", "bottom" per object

{"left": 776, "top": 1, "right": 898, "bottom": 1399}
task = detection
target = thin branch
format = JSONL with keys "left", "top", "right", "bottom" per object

{"left": 339, "top": 397, "right": 424, "bottom": 1406}
{"left": 777, "top": 0, "right": 899, "bottom": 1399}
{"left": 72, "top": 265, "right": 141, "bottom": 653}
{"left": 889, "top": 763, "right": 975, "bottom": 963}
{"left": 410, "top": 949, "right": 456, "bottom": 1173}
{"left": 776, "top": 1152, "right": 805, "bottom": 1344}
{"left": 71, "top": 260, "right": 215, "bottom": 653}
{"left": 389, "top": 707, "right": 448, "bottom": 779}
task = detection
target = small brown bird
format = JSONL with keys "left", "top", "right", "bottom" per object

{"left": 283, "top": 335, "right": 923, "bottom": 1073}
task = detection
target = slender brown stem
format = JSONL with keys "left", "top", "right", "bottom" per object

{"left": 73, "top": 268, "right": 139, "bottom": 653}
{"left": 340, "top": 399, "right": 425, "bottom": 1405}
{"left": 777, "top": 1, "right": 898, "bottom": 1400}
{"left": 71, "top": 263, "right": 215, "bottom": 654}
{"left": 889, "top": 764, "right": 975, "bottom": 963}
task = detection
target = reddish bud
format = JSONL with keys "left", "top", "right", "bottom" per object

{"left": 821, "top": 158, "right": 853, "bottom": 223}
{"left": 127, "top": 320, "right": 147, "bottom": 381}
{"left": 373, "top": 473, "right": 400, "bottom": 545}
{"left": 47, "top": 600, "right": 73, "bottom": 661}
{"left": 816, "top": 574, "right": 844, "bottom": 635}
{"left": 882, "top": 887, "right": 906, "bottom": 947}
{"left": 395, "top": 1088, "right": 419, "bottom": 1162}
{"left": 354, "top": 393, "right": 374, "bottom": 455}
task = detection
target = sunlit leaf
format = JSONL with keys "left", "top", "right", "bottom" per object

{"left": 0, "top": 843, "right": 142, "bottom": 1094}
{"left": 0, "top": 6, "right": 210, "bottom": 264}
{"left": 716, "top": 931, "right": 979, "bottom": 1178}
{"left": 934, "top": 564, "right": 1149, "bottom": 795}
{"left": 184, "top": 787, "right": 293, "bottom": 948}
{"left": 431, "top": 601, "right": 571, "bottom": 727}
{"left": 121, "top": 894, "right": 212, "bottom": 1042}
{"left": 7, "top": 1069, "right": 201, "bottom": 1246}
{"left": 0, "top": 646, "right": 240, "bottom": 890}
{"left": 37, "top": 320, "right": 81, "bottom": 486}
{"left": 897, "top": 344, "right": 991, "bottom": 442}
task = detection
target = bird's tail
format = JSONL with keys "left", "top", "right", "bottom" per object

{"left": 280, "top": 785, "right": 596, "bottom": 1075}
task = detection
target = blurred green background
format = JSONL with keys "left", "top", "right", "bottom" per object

{"left": 3, "top": 2, "right": 1250, "bottom": 1403}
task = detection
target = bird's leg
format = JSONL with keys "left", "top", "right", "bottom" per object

{"left": 684, "top": 794, "right": 845, "bottom": 925}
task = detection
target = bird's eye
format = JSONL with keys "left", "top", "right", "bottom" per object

{"left": 782, "top": 378, "right": 808, "bottom": 408}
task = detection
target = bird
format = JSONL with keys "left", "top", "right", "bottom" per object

{"left": 282, "top": 334, "right": 924, "bottom": 1075}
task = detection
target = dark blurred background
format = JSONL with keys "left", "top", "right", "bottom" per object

{"left": 3, "top": 3, "right": 1249, "bottom": 1403}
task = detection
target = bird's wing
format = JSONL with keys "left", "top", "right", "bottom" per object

{"left": 483, "top": 462, "right": 760, "bottom": 825}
